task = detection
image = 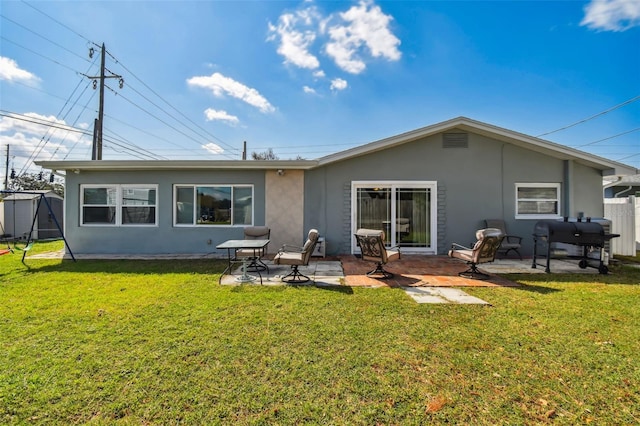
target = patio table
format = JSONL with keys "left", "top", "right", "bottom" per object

{"left": 216, "top": 239, "right": 270, "bottom": 284}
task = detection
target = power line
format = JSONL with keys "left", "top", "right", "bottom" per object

{"left": 103, "top": 83, "right": 238, "bottom": 160}
{"left": 7, "top": 2, "right": 236, "bottom": 162}
{"left": 1, "top": 110, "right": 169, "bottom": 163}
{"left": 52, "top": 85, "right": 98, "bottom": 160}
{"left": 0, "top": 36, "right": 85, "bottom": 75}
{"left": 575, "top": 127, "right": 640, "bottom": 148}
{"left": 101, "top": 113, "right": 240, "bottom": 158}
{"left": 0, "top": 14, "right": 91, "bottom": 63}
{"left": 101, "top": 129, "right": 168, "bottom": 160}
{"left": 122, "top": 81, "right": 235, "bottom": 153}
{"left": 108, "top": 52, "right": 235, "bottom": 152}
{"left": 537, "top": 95, "right": 640, "bottom": 137}
{"left": 21, "top": 0, "right": 93, "bottom": 45}
{"left": 0, "top": 111, "right": 92, "bottom": 136}
{"left": 19, "top": 64, "right": 98, "bottom": 174}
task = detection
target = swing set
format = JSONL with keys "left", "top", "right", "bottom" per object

{"left": 0, "top": 191, "right": 75, "bottom": 263}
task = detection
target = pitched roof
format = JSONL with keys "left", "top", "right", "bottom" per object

{"left": 36, "top": 117, "right": 638, "bottom": 177}
{"left": 318, "top": 117, "right": 638, "bottom": 176}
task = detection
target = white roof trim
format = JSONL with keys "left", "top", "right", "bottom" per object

{"left": 36, "top": 160, "right": 319, "bottom": 172}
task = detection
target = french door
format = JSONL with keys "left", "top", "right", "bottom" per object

{"left": 352, "top": 181, "right": 437, "bottom": 253}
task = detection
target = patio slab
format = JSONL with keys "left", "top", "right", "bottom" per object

{"left": 403, "top": 287, "right": 491, "bottom": 305}
{"left": 339, "top": 255, "right": 521, "bottom": 288}
{"left": 219, "top": 260, "right": 345, "bottom": 287}
{"left": 339, "top": 254, "right": 607, "bottom": 288}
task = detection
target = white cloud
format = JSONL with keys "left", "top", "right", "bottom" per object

{"left": 581, "top": 0, "right": 640, "bottom": 31}
{"left": 187, "top": 73, "right": 275, "bottom": 113}
{"left": 330, "top": 78, "right": 348, "bottom": 91}
{"left": 0, "top": 112, "right": 86, "bottom": 142}
{"left": 268, "top": 1, "right": 401, "bottom": 76}
{"left": 324, "top": 1, "right": 401, "bottom": 74}
{"left": 0, "top": 56, "right": 40, "bottom": 83}
{"left": 268, "top": 8, "right": 321, "bottom": 69}
{"left": 202, "top": 142, "right": 225, "bottom": 155}
{"left": 303, "top": 85, "right": 317, "bottom": 94}
{"left": 204, "top": 108, "right": 239, "bottom": 125}
{"left": 0, "top": 112, "right": 88, "bottom": 162}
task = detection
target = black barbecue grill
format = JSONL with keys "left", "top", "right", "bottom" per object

{"left": 532, "top": 218, "right": 619, "bottom": 274}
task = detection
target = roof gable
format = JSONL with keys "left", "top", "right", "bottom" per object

{"left": 318, "top": 117, "right": 637, "bottom": 176}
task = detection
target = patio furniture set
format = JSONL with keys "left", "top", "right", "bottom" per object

{"left": 218, "top": 219, "right": 525, "bottom": 285}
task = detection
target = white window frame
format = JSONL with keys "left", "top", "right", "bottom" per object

{"left": 515, "top": 183, "right": 562, "bottom": 219}
{"left": 80, "top": 184, "right": 158, "bottom": 227}
{"left": 172, "top": 184, "right": 254, "bottom": 227}
{"left": 351, "top": 180, "right": 438, "bottom": 254}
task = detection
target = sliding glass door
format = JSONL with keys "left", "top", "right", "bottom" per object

{"left": 352, "top": 181, "right": 437, "bottom": 253}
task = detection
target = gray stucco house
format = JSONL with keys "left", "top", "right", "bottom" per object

{"left": 37, "top": 117, "right": 638, "bottom": 258}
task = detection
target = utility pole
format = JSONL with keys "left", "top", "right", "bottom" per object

{"left": 3, "top": 145, "right": 8, "bottom": 190}
{"left": 86, "top": 43, "right": 123, "bottom": 160}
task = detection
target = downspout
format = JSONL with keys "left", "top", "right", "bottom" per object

{"left": 501, "top": 143, "right": 506, "bottom": 219}
{"left": 563, "top": 160, "right": 572, "bottom": 217}
{"left": 615, "top": 186, "right": 633, "bottom": 198}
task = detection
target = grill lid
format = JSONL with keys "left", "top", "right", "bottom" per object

{"left": 533, "top": 219, "right": 618, "bottom": 246}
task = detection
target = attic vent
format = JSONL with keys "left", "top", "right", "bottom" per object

{"left": 442, "top": 133, "right": 468, "bottom": 148}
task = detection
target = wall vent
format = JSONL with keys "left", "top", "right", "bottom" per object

{"left": 442, "top": 133, "right": 468, "bottom": 148}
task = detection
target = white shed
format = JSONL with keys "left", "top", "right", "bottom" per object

{"left": 1, "top": 191, "right": 64, "bottom": 240}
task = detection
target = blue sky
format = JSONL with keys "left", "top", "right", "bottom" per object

{"left": 1, "top": 0, "right": 639, "bottom": 176}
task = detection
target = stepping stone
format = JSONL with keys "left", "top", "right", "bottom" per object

{"left": 403, "top": 287, "right": 490, "bottom": 305}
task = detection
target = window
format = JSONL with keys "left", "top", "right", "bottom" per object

{"left": 173, "top": 185, "right": 253, "bottom": 226}
{"left": 352, "top": 181, "right": 437, "bottom": 253}
{"left": 515, "top": 183, "right": 561, "bottom": 218}
{"left": 81, "top": 185, "right": 157, "bottom": 226}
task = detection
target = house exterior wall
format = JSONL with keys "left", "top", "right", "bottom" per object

{"left": 64, "top": 169, "right": 266, "bottom": 254}
{"left": 265, "top": 169, "right": 304, "bottom": 254}
{"left": 305, "top": 130, "right": 606, "bottom": 256}
{"left": 54, "top": 127, "right": 613, "bottom": 257}
{"left": 571, "top": 162, "right": 606, "bottom": 219}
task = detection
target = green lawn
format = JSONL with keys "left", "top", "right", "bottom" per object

{"left": 1, "top": 241, "right": 639, "bottom": 425}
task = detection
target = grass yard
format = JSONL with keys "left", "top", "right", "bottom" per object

{"left": 1, "top": 241, "right": 639, "bottom": 425}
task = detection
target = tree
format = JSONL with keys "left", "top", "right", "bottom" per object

{"left": 5, "top": 172, "right": 64, "bottom": 197}
{"left": 251, "top": 148, "right": 279, "bottom": 160}
{"left": 251, "top": 148, "right": 306, "bottom": 160}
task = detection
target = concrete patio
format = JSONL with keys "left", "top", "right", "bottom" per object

{"left": 218, "top": 254, "right": 606, "bottom": 288}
